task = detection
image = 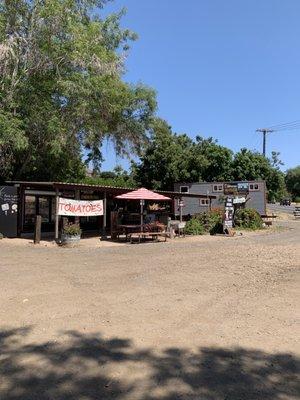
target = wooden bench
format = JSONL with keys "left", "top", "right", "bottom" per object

{"left": 128, "top": 231, "right": 168, "bottom": 244}
{"left": 261, "top": 214, "right": 277, "bottom": 227}
{"left": 294, "top": 207, "right": 300, "bottom": 219}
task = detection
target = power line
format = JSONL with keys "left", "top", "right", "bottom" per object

{"left": 249, "top": 131, "right": 261, "bottom": 151}
{"left": 273, "top": 125, "right": 300, "bottom": 132}
{"left": 256, "top": 119, "right": 300, "bottom": 156}
{"left": 267, "top": 119, "right": 300, "bottom": 127}
{"left": 267, "top": 120, "right": 300, "bottom": 130}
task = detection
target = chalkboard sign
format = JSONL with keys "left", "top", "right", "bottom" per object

{"left": 0, "top": 186, "right": 18, "bottom": 237}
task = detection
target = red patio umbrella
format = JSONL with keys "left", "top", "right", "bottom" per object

{"left": 115, "top": 188, "right": 171, "bottom": 227}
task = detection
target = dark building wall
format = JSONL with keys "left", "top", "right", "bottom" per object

{"left": 174, "top": 181, "right": 266, "bottom": 216}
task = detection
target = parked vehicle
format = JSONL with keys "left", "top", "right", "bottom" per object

{"left": 280, "top": 198, "right": 291, "bottom": 206}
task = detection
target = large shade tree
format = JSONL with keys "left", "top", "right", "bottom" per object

{"left": 132, "top": 118, "right": 196, "bottom": 190}
{"left": 132, "top": 118, "right": 234, "bottom": 190}
{"left": 0, "top": 0, "right": 156, "bottom": 182}
{"left": 191, "top": 136, "right": 233, "bottom": 182}
{"left": 285, "top": 166, "right": 300, "bottom": 200}
{"left": 231, "top": 149, "right": 286, "bottom": 201}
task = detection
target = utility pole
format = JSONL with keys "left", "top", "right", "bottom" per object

{"left": 256, "top": 128, "right": 274, "bottom": 156}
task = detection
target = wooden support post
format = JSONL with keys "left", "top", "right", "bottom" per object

{"left": 110, "top": 211, "right": 118, "bottom": 240}
{"left": 102, "top": 191, "right": 107, "bottom": 237}
{"left": 34, "top": 215, "right": 42, "bottom": 244}
{"left": 140, "top": 199, "right": 144, "bottom": 230}
{"left": 169, "top": 226, "right": 174, "bottom": 239}
{"left": 74, "top": 189, "right": 80, "bottom": 225}
{"left": 179, "top": 198, "right": 183, "bottom": 223}
{"left": 62, "top": 217, "right": 68, "bottom": 230}
{"left": 17, "top": 185, "right": 25, "bottom": 237}
{"left": 55, "top": 188, "right": 59, "bottom": 241}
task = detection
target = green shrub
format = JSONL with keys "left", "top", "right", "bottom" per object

{"left": 63, "top": 223, "right": 82, "bottom": 236}
{"left": 0, "top": 233, "right": 3, "bottom": 239}
{"left": 195, "top": 210, "right": 223, "bottom": 235}
{"left": 185, "top": 210, "right": 224, "bottom": 235}
{"left": 185, "top": 218, "right": 205, "bottom": 235}
{"left": 294, "top": 196, "right": 300, "bottom": 204}
{"left": 234, "top": 208, "right": 263, "bottom": 230}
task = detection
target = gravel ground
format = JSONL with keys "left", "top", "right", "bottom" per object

{"left": 0, "top": 221, "right": 299, "bottom": 399}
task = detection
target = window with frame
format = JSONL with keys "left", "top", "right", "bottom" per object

{"left": 213, "top": 184, "right": 223, "bottom": 192}
{"left": 249, "top": 183, "right": 259, "bottom": 191}
{"left": 200, "top": 198, "right": 209, "bottom": 206}
{"left": 180, "top": 186, "right": 189, "bottom": 193}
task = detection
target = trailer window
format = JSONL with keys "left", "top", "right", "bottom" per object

{"left": 213, "top": 184, "right": 223, "bottom": 192}
{"left": 180, "top": 186, "right": 189, "bottom": 193}
{"left": 200, "top": 199, "right": 209, "bottom": 206}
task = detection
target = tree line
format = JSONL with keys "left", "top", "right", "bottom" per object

{"left": 106, "top": 118, "right": 298, "bottom": 201}
{"left": 0, "top": 1, "right": 299, "bottom": 201}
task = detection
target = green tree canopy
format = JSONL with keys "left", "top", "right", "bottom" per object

{"left": 231, "top": 149, "right": 286, "bottom": 201}
{"left": 192, "top": 136, "right": 233, "bottom": 182}
{"left": 133, "top": 127, "right": 287, "bottom": 201}
{"left": 0, "top": 0, "right": 156, "bottom": 182}
{"left": 285, "top": 166, "right": 300, "bottom": 200}
{"left": 84, "top": 165, "right": 136, "bottom": 188}
{"left": 132, "top": 118, "right": 234, "bottom": 190}
{"left": 132, "top": 118, "right": 195, "bottom": 190}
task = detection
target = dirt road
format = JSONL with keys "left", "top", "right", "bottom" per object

{"left": 0, "top": 222, "right": 299, "bottom": 399}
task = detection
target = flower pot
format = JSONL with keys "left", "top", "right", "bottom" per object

{"left": 61, "top": 233, "right": 81, "bottom": 247}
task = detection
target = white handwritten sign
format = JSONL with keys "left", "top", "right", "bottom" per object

{"left": 233, "top": 197, "right": 246, "bottom": 204}
{"left": 58, "top": 198, "right": 104, "bottom": 216}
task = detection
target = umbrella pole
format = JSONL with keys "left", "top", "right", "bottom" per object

{"left": 140, "top": 200, "right": 144, "bottom": 231}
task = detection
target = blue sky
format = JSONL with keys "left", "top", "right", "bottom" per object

{"left": 100, "top": 0, "right": 300, "bottom": 171}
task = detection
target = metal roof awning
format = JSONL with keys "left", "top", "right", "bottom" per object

{"left": 6, "top": 181, "right": 217, "bottom": 199}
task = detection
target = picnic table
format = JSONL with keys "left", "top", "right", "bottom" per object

{"left": 118, "top": 224, "right": 141, "bottom": 240}
{"left": 128, "top": 231, "right": 168, "bottom": 244}
{"left": 117, "top": 223, "right": 168, "bottom": 243}
{"left": 294, "top": 206, "right": 300, "bottom": 219}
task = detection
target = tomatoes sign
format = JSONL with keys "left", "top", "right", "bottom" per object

{"left": 58, "top": 198, "right": 104, "bottom": 216}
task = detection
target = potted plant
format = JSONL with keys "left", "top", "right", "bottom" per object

{"left": 61, "top": 223, "right": 81, "bottom": 247}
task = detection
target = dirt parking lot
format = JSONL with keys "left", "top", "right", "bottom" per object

{"left": 0, "top": 221, "right": 299, "bottom": 399}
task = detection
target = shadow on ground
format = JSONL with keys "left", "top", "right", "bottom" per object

{"left": 0, "top": 327, "right": 299, "bottom": 399}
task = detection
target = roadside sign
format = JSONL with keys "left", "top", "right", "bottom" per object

{"left": 0, "top": 186, "right": 18, "bottom": 237}
{"left": 233, "top": 197, "right": 246, "bottom": 204}
{"left": 58, "top": 198, "right": 104, "bottom": 216}
{"left": 223, "top": 197, "right": 234, "bottom": 230}
{"left": 224, "top": 182, "right": 249, "bottom": 195}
